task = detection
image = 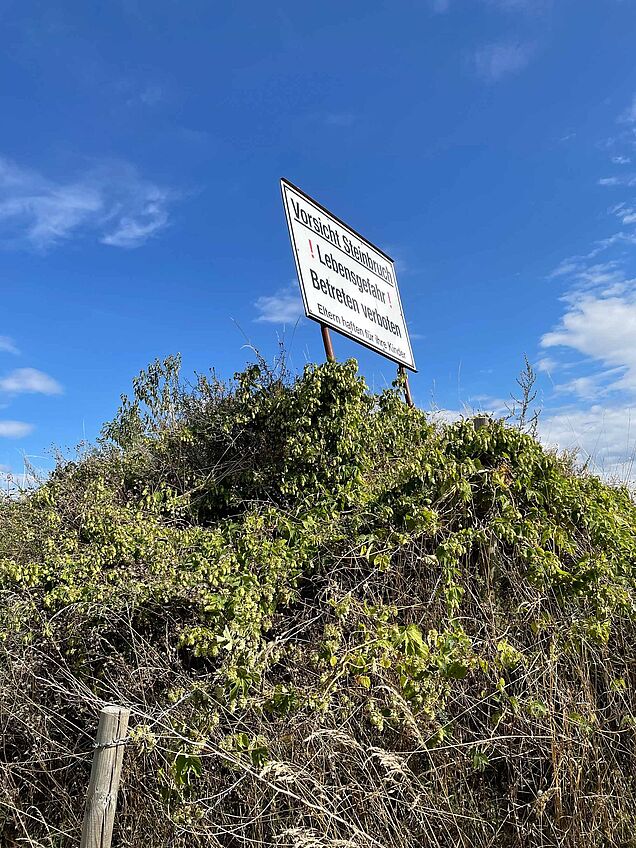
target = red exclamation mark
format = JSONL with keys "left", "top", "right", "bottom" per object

{"left": 388, "top": 292, "right": 392, "bottom": 307}
{"left": 309, "top": 239, "right": 314, "bottom": 258}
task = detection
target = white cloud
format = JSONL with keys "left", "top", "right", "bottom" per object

{"left": 254, "top": 287, "right": 304, "bottom": 324}
{"left": 429, "top": 408, "right": 464, "bottom": 425}
{"left": 540, "top": 223, "right": 636, "bottom": 479}
{"left": 0, "top": 420, "right": 34, "bottom": 438}
{"left": 549, "top": 258, "right": 632, "bottom": 293}
{"left": 541, "top": 292, "right": 636, "bottom": 395}
{"left": 549, "top": 259, "right": 582, "bottom": 278}
{"left": 539, "top": 404, "right": 636, "bottom": 485}
{"left": 0, "top": 368, "right": 63, "bottom": 395}
{"left": 0, "top": 156, "right": 174, "bottom": 250}
{"left": 610, "top": 204, "right": 636, "bottom": 226}
{"left": 568, "top": 261, "right": 628, "bottom": 293}
{"left": 136, "top": 84, "right": 164, "bottom": 107}
{"left": 101, "top": 188, "right": 170, "bottom": 248}
{"left": 536, "top": 93, "right": 636, "bottom": 484}
{"left": 473, "top": 42, "right": 534, "bottom": 82}
{"left": 429, "top": 396, "right": 508, "bottom": 426}
{"left": 0, "top": 336, "right": 18, "bottom": 355}
{"left": 536, "top": 356, "right": 557, "bottom": 373}
{"left": 599, "top": 174, "right": 636, "bottom": 188}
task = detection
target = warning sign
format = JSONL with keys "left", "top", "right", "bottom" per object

{"left": 281, "top": 178, "right": 416, "bottom": 371}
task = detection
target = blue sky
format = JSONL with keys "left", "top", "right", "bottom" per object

{"left": 1, "top": 0, "right": 636, "bottom": 486}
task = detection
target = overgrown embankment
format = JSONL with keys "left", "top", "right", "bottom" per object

{"left": 1, "top": 357, "right": 636, "bottom": 848}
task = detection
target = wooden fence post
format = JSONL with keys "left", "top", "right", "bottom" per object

{"left": 80, "top": 705, "right": 130, "bottom": 848}
{"left": 473, "top": 415, "right": 489, "bottom": 431}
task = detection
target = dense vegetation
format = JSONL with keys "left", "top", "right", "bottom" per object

{"left": 1, "top": 356, "right": 636, "bottom": 848}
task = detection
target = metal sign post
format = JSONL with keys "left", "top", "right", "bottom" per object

{"left": 320, "top": 323, "right": 336, "bottom": 363}
{"left": 280, "top": 178, "right": 417, "bottom": 385}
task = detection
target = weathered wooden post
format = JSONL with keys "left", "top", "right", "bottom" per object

{"left": 80, "top": 705, "right": 130, "bottom": 848}
{"left": 473, "top": 415, "right": 489, "bottom": 431}
{"left": 398, "top": 365, "right": 414, "bottom": 408}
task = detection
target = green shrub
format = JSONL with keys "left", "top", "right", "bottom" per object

{"left": 1, "top": 356, "right": 636, "bottom": 847}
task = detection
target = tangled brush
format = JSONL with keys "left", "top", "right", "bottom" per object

{"left": 1, "top": 356, "right": 636, "bottom": 847}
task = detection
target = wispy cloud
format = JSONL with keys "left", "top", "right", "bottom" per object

{"left": 131, "top": 83, "right": 164, "bottom": 108}
{"left": 0, "top": 368, "right": 63, "bottom": 395}
{"left": 0, "top": 420, "right": 34, "bottom": 438}
{"left": 468, "top": 393, "right": 509, "bottom": 416}
{"left": 473, "top": 42, "right": 534, "bottom": 82}
{"left": 254, "top": 287, "right": 304, "bottom": 324}
{"left": 0, "top": 156, "right": 175, "bottom": 250}
{"left": 0, "top": 336, "right": 19, "bottom": 355}
{"left": 619, "top": 94, "right": 636, "bottom": 125}
{"left": 609, "top": 203, "right": 636, "bottom": 226}
{"left": 101, "top": 188, "right": 170, "bottom": 248}
{"left": 429, "top": 0, "right": 450, "bottom": 12}
{"left": 599, "top": 174, "right": 636, "bottom": 188}
{"left": 536, "top": 356, "right": 557, "bottom": 373}
{"left": 549, "top": 258, "right": 629, "bottom": 290}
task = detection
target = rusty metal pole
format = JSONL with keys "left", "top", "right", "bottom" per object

{"left": 320, "top": 324, "right": 336, "bottom": 363}
{"left": 398, "top": 366, "right": 414, "bottom": 408}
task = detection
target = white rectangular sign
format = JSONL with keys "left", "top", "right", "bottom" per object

{"left": 281, "top": 178, "right": 416, "bottom": 371}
